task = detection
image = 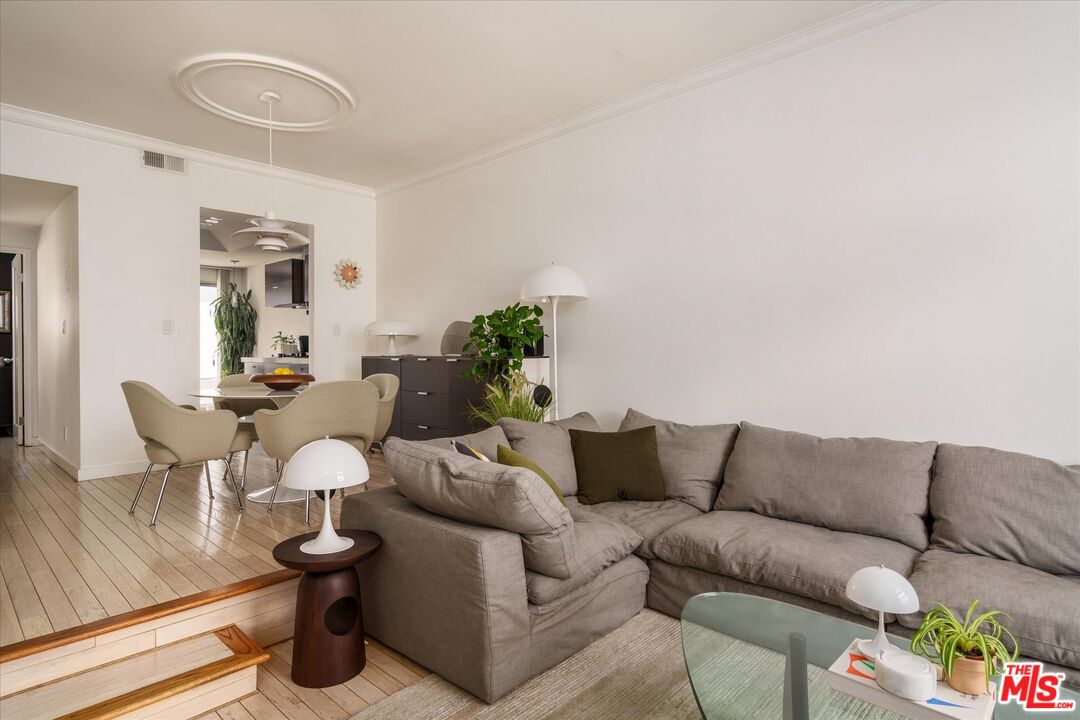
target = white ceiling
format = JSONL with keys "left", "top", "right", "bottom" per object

{"left": 0, "top": 0, "right": 868, "bottom": 189}
{"left": 0, "top": 175, "right": 76, "bottom": 228}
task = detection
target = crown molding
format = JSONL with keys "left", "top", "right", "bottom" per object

{"left": 376, "top": 0, "right": 943, "bottom": 197}
{"left": 0, "top": 103, "right": 375, "bottom": 198}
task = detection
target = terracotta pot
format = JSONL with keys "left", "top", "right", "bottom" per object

{"left": 946, "top": 655, "right": 988, "bottom": 695}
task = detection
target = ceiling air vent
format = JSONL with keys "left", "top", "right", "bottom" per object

{"left": 141, "top": 150, "right": 186, "bottom": 174}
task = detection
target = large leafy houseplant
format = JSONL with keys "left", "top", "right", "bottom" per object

{"left": 211, "top": 283, "right": 258, "bottom": 379}
{"left": 910, "top": 599, "right": 1018, "bottom": 692}
{"left": 462, "top": 303, "right": 545, "bottom": 383}
{"left": 467, "top": 371, "right": 549, "bottom": 426}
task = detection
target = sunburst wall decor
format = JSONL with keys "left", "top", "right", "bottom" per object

{"left": 334, "top": 259, "right": 361, "bottom": 289}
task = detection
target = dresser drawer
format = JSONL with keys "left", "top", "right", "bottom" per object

{"left": 401, "top": 391, "right": 449, "bottom": 429}
{"left": 401, "top": 423, "right": 451, "bottom": 442}
{"left": 401, "top": 357, "right": 449, "bottom": 393}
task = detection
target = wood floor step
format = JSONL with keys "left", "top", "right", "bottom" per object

{"left": 1, "top": 624, "right": 268, "bottom": 720}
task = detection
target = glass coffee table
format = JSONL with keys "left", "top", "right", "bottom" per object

{"left": 681, "top": 592, "right": 1079, "bottom": 720}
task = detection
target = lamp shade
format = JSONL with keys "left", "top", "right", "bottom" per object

{"left": 282, "top": 438, "right": 369, "bottom": 492}
{"left": 845, "top": 565, "right": 919, "bottom": 614}
{"left": 520, "top": 264, "right": 588, "bottom": 302}
{"left": 365, "top": 320, "right": 419, "bottom": 337}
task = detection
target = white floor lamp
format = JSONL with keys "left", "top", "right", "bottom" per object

{"left": 521, "top": 263, "right": 588, "bottom": 420}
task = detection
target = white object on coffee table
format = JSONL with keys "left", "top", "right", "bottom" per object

{"left": 845, "top": 565, "right": 920, "bottom": 658}
{"left": 875, "top": 648, "right": 938, "bottom": 702}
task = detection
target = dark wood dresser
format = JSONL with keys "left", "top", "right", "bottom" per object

{"left": 361, "top": 356, "right": 486, "bottom": 441}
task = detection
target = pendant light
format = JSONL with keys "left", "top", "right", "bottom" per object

{"left": 232, "top": 91, "right": 310, "bottom": 251}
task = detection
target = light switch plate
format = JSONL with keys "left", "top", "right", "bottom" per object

{"left": 161, "top": 319, "right": 174, "bottom": 335}
{"left": 332, "top": 322, "right": 341, "bottom": 337}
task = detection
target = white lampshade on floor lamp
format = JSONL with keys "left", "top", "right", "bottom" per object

{"left": 521, "top": 263, "right": 588, "bottom": 420}
{"left": 282, "top": 438, "right": 369, "bottom": 554}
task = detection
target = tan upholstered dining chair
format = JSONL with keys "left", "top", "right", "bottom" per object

{"left": 363, "top": 373, "right": 400, "bottom": 444}
{"left": 122, "top": 381, "right": 252, "bottom": 526}
{"left": 253, "top": 380, "right": 380, "bottom": 519}
{"left": 214, "top": 373, "right": 279, "bottom": 485}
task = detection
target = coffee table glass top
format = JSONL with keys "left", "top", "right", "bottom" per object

{"left": 680, "top": 592, "right": 1079, "bottom": 720}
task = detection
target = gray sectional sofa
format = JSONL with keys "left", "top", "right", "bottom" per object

{"left": 340, "top": 410, "right": 1080, "bottom": 703}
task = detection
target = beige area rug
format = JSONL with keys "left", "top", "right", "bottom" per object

{"left": 353, "top": 609, "right": 701, "bottom": 720}
{"left": 354, "top": 609, "right": 909, "bottom": 720}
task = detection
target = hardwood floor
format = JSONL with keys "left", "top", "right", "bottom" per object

{"left": 197, "top": 637, "right": 427, "bottom": 720}
{"left": 0, "top": 438, "right": 426, "bottom": 718}
{"left": 0, "top": 438, "right": 393, "bottom": 645}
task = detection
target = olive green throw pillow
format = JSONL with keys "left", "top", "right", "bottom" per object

{"left": 569, "top": 426, "right": 666, "bottom": 504}
{"left": 497, "top": 445, "right": 565, "bottom": 505}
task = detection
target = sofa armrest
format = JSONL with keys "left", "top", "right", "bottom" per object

{"left": 341, "top": 487, "right": 532, "bottom": 702}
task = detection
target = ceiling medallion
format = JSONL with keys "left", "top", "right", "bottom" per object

{"left": 176, "top": 53, "right": 355, "bottom": 132}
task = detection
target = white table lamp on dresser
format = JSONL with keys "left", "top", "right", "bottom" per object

{"left": 521, "top": 263, "right": 588, "bottom": 420}
{"left": 365, "top": 320, "right": 418, "bottom": 356}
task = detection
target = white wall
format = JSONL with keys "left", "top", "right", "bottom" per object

{"left": 0, "top": 118, "right": 376, "bottom": 479}
{"left": 378, "top": 1, "right": 1080, "bottom": 462}
{"left": 33, "top": 192, "right": 80, "bottom": 469}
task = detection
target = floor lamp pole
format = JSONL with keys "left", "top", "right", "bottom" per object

{"left": 549, "top": 295, "right": 560, "bottom": 420}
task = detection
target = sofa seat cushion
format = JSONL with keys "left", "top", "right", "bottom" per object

{"left": 525, "top": 509, "right": 641, "bottom": 605}
{"left": 716, "top": 423, "right": 936, "bottom": 550}
{"left": 383, "top": 437, "right": 578, "bottom": 579}
{"left": 898, "top": 549, "right": 1080, "bottom": 669}
{"left": 930, "top": 444, "right": 1080, "bottom": 575}
{"left": 618, "top": 408, "right": 740, "bottom": 512}
{"left": 652, "top": 511, "right": 920, "bottom": 620}
{"left": 565, "top": 496, "right": 700, "bottom": 560}
{"left": 498, "top": 413, "right": 601, "bottom": 496}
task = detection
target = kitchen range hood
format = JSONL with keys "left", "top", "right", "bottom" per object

{"left": 265, "top": 256, "right": 308, "bottom": 308}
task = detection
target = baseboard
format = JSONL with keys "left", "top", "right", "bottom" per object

{"left": 77, "top": 458, "right": 152, "bottom": 481}
{"left": 40, "top": 442, "right": 79, "bottom": 479}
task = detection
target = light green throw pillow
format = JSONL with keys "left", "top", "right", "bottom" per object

{"left": 497, "top": 444, "right": 565, "bottom": 505}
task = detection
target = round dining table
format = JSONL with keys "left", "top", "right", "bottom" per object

{"left": 187, "top": 386, "right": 307, "bottom": 504}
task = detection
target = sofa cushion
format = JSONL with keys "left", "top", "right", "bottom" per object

{"left": 565, "top": 496, "right": 700, "bottom": 560}
{"left": 524, "top": 508, "right": 641, "bottom": 604}
{"left": 715, "top": 423, "right": 937, "bottom": 549}
{"left": 383, "top": 437, "right": 578, "bottom": 579}
{"left": 930, "top": 444, "right": 1080, "bottom": 575}
{"left": 652, "top": 511, "right": 920, "bottom": 620}
{"left": 419, "top": 425, "right": 509, "bottom": 462}
{"left": 570, "top": 426, "right": 666, "bottom": 504}
{"left": 498, "top": 412, "right": 600, "bottom": 496}
{"left": 898, "top": 549, "right": 1080, "bottom": 669}
{"left": 497, "top": 444, "right": 564, "bottom": 504}
{"left": 618, "top": 408, "right": 739, "bottom": 512}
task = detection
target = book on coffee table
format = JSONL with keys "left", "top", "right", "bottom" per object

{"left": 827, "top": 640, "right": 996, "bottom": 720}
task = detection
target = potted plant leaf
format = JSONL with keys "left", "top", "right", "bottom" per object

{"left": 211, "top": 283, "right": 257, "bottom": 379}
{"left": 910, "top": 599, "right": 1019, "bottom": 695}
{"left": 467, "top": 371, "right": 550, "bottom": 426}
{"left": 462, "top": 303, "right": 545, "bottom": 383}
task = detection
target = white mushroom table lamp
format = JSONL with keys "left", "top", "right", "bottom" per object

{"left": 282, "top": 438, "right": 369, "bottom": 554}
{"left": 845, "top": 564, "right": 920, "bottom": 658}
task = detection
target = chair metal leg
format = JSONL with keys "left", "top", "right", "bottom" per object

{"left": 150, "top": 465, "right": 175, "bottom": 526}
{"left": 223, "top": 459, "right": 244, "bottom": 511}
{"left": 130, "top": 463, "right": 154, "bottom": 514}
{"left": 267, "top": 462, "right": 285, "bottom": 512}
{"left": 240, "top": 450, "right": 249, "bottom": 490}
{"left": 203, "top": 461, "right": 214, "bottom": 500}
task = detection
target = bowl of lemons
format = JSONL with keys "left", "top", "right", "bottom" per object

{"left": 251, "top": 367, "right": 315, "bottom": 391}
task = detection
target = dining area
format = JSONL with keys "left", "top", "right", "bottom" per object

{"left": 121, "top": 374, "right": 400, "bottom": 527}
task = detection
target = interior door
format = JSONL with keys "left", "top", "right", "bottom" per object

{"left": 0, "top": 252, "right": 14, "bottom": 439}
{"left": 12, "top": 253, "right": 24, "bottom": 445}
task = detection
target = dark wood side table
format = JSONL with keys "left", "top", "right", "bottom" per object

{"left": 273, "top": 529, "right": 382, "bottom": 688}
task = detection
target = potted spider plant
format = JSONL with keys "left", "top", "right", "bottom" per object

{"left": 910, "top": 599, "right": 1018, "bottom": 695}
